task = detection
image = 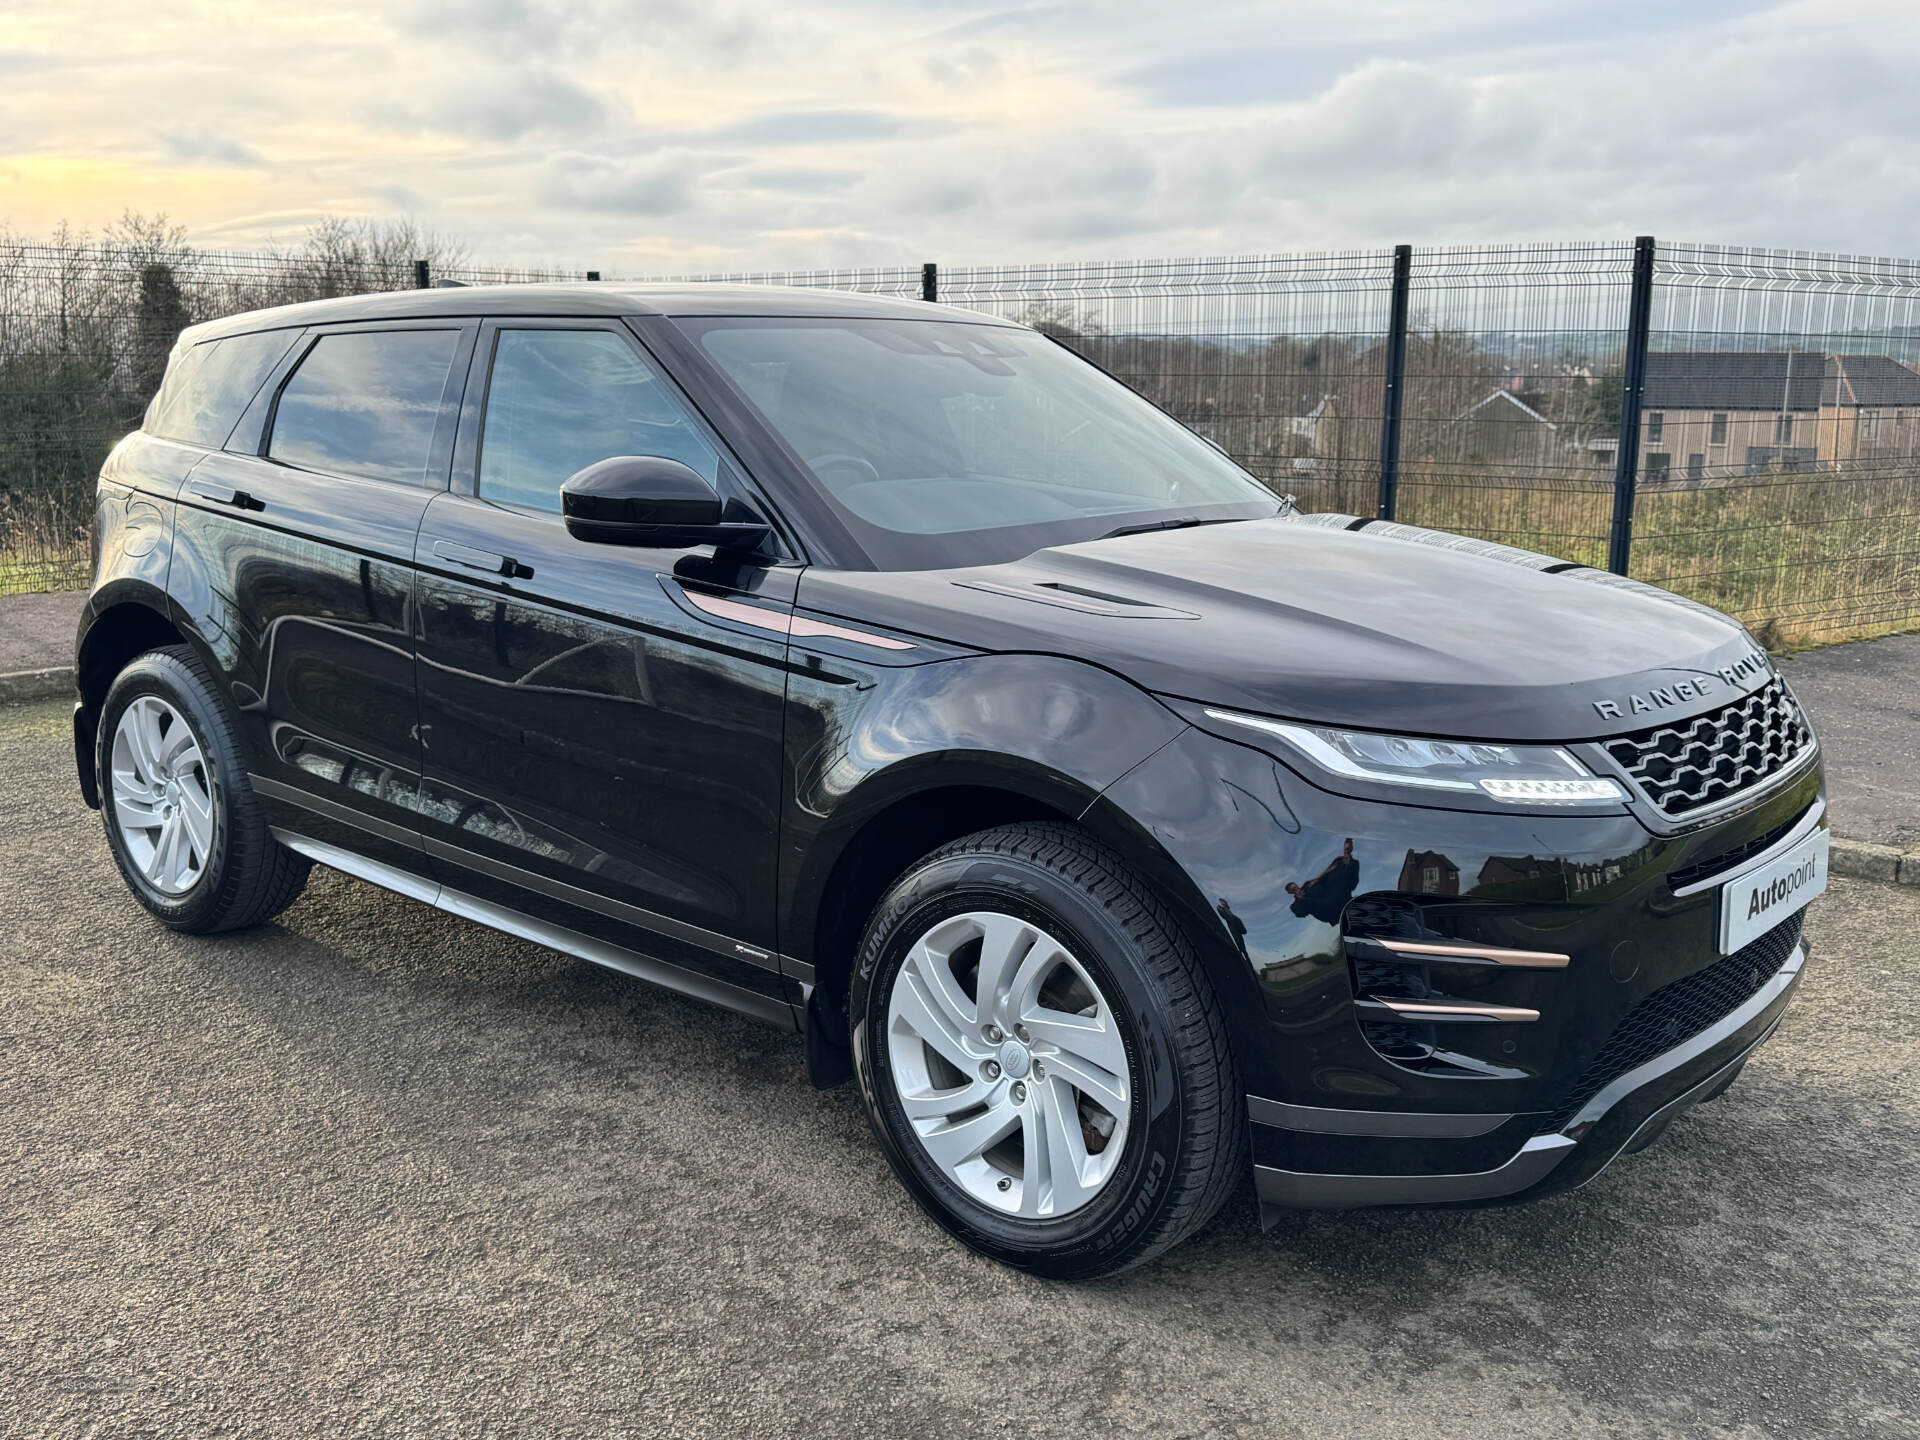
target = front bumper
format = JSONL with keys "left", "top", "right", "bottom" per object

{"left": 1251, "top": 934, "right": 1804, "bottom": 1217}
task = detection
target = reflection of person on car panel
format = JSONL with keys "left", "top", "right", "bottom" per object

{"left": 1287, "top": 839, "right": 1359, "bottom": 925}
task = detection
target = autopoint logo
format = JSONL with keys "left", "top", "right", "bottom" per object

{"left": 1747, "top": 856, "right": 1818, "bottom": 920}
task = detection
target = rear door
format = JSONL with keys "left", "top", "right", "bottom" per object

{"left": 411, "top": 318, "right": 796, "bottom": 1015}
{"left": 169, "top": 319, "right": 476, "bottom": 878}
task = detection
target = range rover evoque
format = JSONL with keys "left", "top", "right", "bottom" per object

{"left": 74, "top": 284, "right": 1828, "bottom": 1278}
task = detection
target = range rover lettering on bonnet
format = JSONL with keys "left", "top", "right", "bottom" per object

{"left": 1591, "top": 648, "right": 1770, "bottom": 721}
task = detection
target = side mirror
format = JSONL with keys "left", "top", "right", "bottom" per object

{"left": 560, "top": 455, "right": 771, "bottom": 551}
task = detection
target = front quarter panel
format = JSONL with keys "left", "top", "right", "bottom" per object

{"left": 779, "top": 648, "right": 1187, "bottom": 968}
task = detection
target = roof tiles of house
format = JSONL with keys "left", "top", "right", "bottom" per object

{"left": 1822, "top": 354, "right": 1920, "bottom": 407}
{"left": 1642, "top": 351, "right": 1827, "bottom": 411}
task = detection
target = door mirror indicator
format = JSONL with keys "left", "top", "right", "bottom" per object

{"left": 559, "top": 455, "right": 771, "bottom": 551}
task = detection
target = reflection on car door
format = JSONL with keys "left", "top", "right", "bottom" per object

{"left": 411, "top": 320, "right": 796, "bottom": 1017}
{"left": 170, "top": 321, "right": 474, "bottom": 881}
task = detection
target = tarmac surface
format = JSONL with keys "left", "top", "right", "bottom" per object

{"left": 2, "top": 693, "right": 1915, "bottom": 1439}
{"left": 1779, "top": 633, "right": 1920, "bottom": 849}
{"left": 0, "top": 589, "right": 83, "bottom": 675}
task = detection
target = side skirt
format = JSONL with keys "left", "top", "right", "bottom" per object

{"left": 270, "top": 827, "right": 797, "bottom": 1031}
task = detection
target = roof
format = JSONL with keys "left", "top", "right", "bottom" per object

{"left": 183, "top": 282, "right": 1004, "bottom": 346}
{"left": 1457, "top": 388, "right": 1555, "bottom": 427}
{"left": 1823, "top": 354, "right": 1920, "bottom": 407}
{"left": 1641, "top": 350, "right": 1826, "bottom": 412}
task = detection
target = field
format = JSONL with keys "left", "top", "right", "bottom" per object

{"left": 7, "top": 466, "right": 1920, "bottom": 649}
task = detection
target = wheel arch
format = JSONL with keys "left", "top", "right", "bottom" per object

{"left": 75, "top": 589, "right": 195, "bottom": 712}
{"left": 797, "top": 758, "right": 1095, "bottom": 1018}
{"left": 794, "top": 746, "right": 1264, "bottom": 1069}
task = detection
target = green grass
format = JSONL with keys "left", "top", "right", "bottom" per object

{"left": 8, "top": 466, "right": 1917, "bottom": 648}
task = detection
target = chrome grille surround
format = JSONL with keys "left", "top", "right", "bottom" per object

{"left": 1601, "top": 678, "right": 1813, "bottom": 818}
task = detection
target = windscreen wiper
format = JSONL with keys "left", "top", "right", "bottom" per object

{"left": 1095, "top": 516, "right": 1245, "bottom": 542}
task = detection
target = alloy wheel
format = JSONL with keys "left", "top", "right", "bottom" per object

{"left": 110, "top": 695, "right": 214, "bottom": 896}
{"left": 885, "top": 910, "right": 1132, "bottom": 1218}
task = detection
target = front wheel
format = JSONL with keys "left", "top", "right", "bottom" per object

{"left": 849, "top": 822, "right": 1244, "bottom": 1279}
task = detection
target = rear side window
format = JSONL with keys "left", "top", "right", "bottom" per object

{"left": 268, "top": 330, "right": 460, "bottom": 485}
{"left": 478, "top": 328, "right": 720, "bottom": 513}
{"left": 145, "top": 330, "right": 300, "bottom": 448}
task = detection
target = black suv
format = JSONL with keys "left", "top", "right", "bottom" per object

{"left": 75, "top": 284, "right": 1827, "bottom": 1277}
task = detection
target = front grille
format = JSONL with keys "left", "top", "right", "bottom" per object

{"left": 1545, "top": 912, "right": 1803, "bottom": 1130}
{"left": 1603, "top": 678, "right": 1812, "bottom": 817}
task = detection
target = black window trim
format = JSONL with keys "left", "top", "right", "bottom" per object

{"left": 257, "top": 317, "right": 479, "bottom": 492}
{"left": 144, "top": 326, "right": 306, "bottom": 453}
{"left": 448, "top": 314, "right": 802, "bottom": 563}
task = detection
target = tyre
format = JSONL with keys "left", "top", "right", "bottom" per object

{"left": 96, "top": 645, "right": 310, "bottom": 933}
{"left": 849, "top": 822, "right": 1244, "bottom": 1279}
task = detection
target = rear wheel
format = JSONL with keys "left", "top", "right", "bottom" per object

{"left": 850, "top": 822, "right": 1244, "bottom": 1279}
{"left": 97, "top": 646, "right": 310, "bottom": 933}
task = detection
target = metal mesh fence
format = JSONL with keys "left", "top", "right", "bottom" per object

{"left": 2, "top": 236, "right": 1918, "bottom": 648}
{"left": 1635, "top": 245, "right": 1920, "bottom": 645}
{"left": 937, "top": 253, "right": 1397, "bottom": 518}
{"left": 1392, "top": 242, "right": 1636, "bottom": 569}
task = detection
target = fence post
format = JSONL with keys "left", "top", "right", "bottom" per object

{"left": 413, "top": 259, "right": 430, "bottom": 289}
{"left": 1609, "top": 235, "right": 1656, "bottom": 575}
{"left": 922, "top": 262, "right": 938, "bottom": 303}
{"left": 1376, "top": 243, "right": 1411, "bottom": 519}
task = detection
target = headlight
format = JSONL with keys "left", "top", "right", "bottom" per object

{"left": 1202, "top": 709, "right": 1624, "bottom": 806}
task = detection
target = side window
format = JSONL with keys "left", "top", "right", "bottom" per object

{"left": 478, "top": 329, "right": 720, "bottom": 514}
{"left": 145, "top": 329, "right": 300, "bottom": 448}
{"left": 268, "top": 330, "right": 460, "bottom": 485}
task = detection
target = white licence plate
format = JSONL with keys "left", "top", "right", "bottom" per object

{"left": 1719, "top": 828, "right": 1828, "bottom": 954}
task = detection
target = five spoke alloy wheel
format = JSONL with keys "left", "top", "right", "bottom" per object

{"left": 885, "top": 910, "right": 1131, "bottom": 1220}
{"left": 110, "top": 694, "right": 214, "bottom": 896}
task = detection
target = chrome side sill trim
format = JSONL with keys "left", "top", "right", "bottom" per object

{"left": 271, "top": 828, "right": 796, "bottom": 1030}
{"left": 419, "top": 834, "right": 786, "bottom": 976}
{"left": 251, "top": 773, "right": 792, "bottom": 979}
{"left": 1248, "top": 1096, "right": 1513, "bottom": 1139}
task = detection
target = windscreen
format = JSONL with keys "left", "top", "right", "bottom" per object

{"left": 684, "top": 316, "right": 1277, "bottom": 569}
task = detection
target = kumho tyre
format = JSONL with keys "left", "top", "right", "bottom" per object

{"left": 849, "top": 821, "right": 1244, "bottom": 1279}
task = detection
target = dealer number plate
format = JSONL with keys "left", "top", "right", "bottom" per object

{"left": 1719, "top": 828, "right": 1828, "bottom": 955}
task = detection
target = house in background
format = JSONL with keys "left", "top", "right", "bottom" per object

{"left": 1635, "top": 350, "right": 1920, "bottom": 481}
{"left": 1449, "top": 388, "right": 1559, "bottom": 469}
{"left": 1397, "top": 849, "right": 1460, "bottom": 896}
{"left": 1821, "top": 355, "right": 1920, "bottom": 462}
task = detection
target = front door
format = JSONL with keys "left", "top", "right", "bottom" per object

{"left": 411, "top": 320, "right": 795, "bottom": 1013}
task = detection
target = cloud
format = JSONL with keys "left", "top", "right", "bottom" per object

{"left": 157, "top": 130, "right": 266, "bottom": 168}
{"left": 731, "top": 166, "right": 860, "bottom": 194}
{"left": 375, "top": 68, "right": 612, "bottom": 141}
{"left": 536, "top": 149, "right": 716, "bottom": 214}
{"left": 6, "top": 0, "right": 1920, "bottom": 270}
{"left": 709, "top": 108, "right": 911, "bottom": 146}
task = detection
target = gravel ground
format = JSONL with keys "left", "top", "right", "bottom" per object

{"left": 2, "top": 694, "right": 1914, "bottom": 1439}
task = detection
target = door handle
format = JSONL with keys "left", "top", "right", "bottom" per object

{"left": 432, "top": 539, "right": 533, "bottom": 580}
{"left": 188, "top": 478, "right": 265, "bottom": 511}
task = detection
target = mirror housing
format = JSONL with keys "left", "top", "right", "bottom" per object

{"left": 560, "top": 455, "right": 771, "bottom": 551}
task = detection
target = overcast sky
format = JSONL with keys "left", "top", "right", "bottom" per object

{"left": 1, "top": 0, "right": 1911, "bottom": 270}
